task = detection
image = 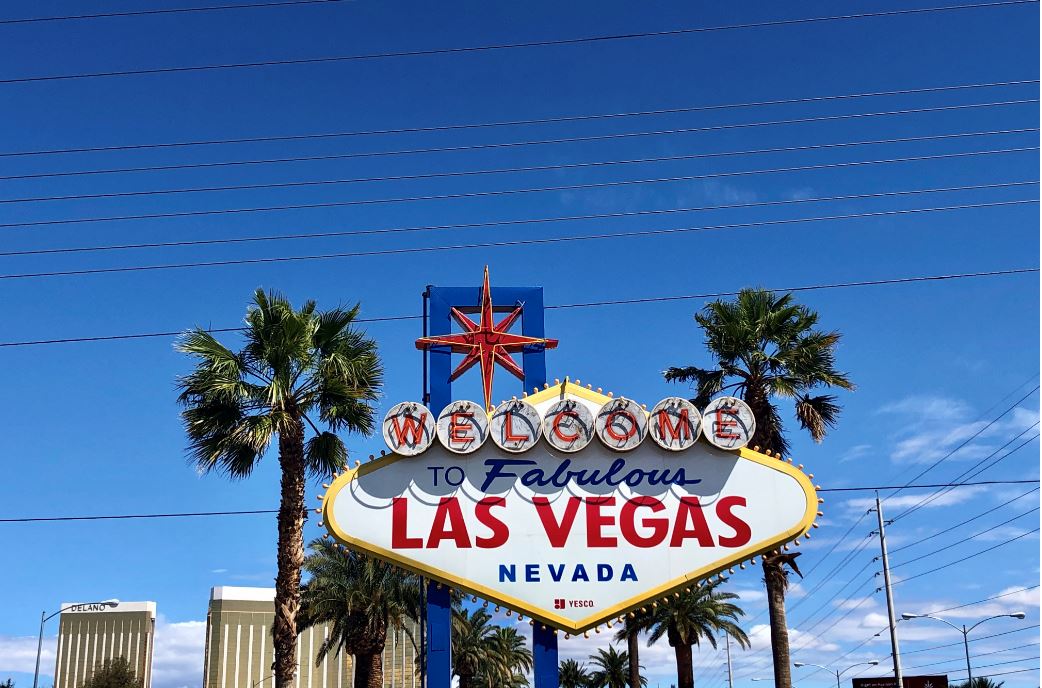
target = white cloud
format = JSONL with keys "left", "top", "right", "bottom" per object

{"left": 839, "top": 444, "right": 873, "bottom": 464}
{"left": 843, "top": 486, "right": 987, "bottom": 513}
{"left": 877, "top": 395, "right": 1039, "bottom": 465}
{"left": 0, "top": 633, "right": 54, "bottom": 674}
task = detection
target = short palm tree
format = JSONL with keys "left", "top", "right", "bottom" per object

{"left": 613, "top": 611, "right": 652, "bottom": 688}
{"left": 644, "top": 580, "right": 749, "bottom": 688}
{"left": 559, "top": 658, "right": 591, "bottom": 688}
{"left": 298, "top": 539, "right": 420, "bottom": 688}
{"left": 588, "top": 646, "right": 639, "bottom": 688}
{"left": 664, "top": 289, "right": 852, "bottom": 688}
{"left": 475, "top": 626, "right": 533, "bottom": 687}
{"left": 452, "top": 607, "right": 496, "bottom": 688}
{"left": 177, "top": 290, "right": 382, "bottom": 688}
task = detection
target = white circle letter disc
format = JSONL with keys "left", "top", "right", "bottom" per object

{"left": 649, "top": 397, "right": 702, "bottom": 451}
{"left": 436, "top": 400, "right": 489, "bottom": 454}
{"left": 702, "top": 396, "right": 756, "bottom": 450}
{"left": 382, "top": 401, "right": 436, "bottom": 456}
{"left": 490, "top": 399, "right": 542, "bottom": 453}
{"left": 541, "top": 398, "right": 595, "bottom": 453}
{"left": 595, "top": 397, "right": 647, "bottom": 451}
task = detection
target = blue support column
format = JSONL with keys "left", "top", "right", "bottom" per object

{"left": 425, "top": 582, "right": 452, "bottom": 688}
{"left": 533, "top": 624, "right": 559, "bottom": 688}
{"left": 423, "top": 280, "right": 554, "bottom": 688}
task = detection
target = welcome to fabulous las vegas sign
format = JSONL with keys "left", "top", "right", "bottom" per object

{"left": 319, "top": 269, "right": 821, "bottom": 634}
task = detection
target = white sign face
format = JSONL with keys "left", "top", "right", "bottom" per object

{"left": 702, "top": 397, "right": 756, "bottom": 450}
{"left": 323, "top": 392, "right": 816, "bottom": 632}
{"left": 649, "top": 397, "right": 702, "bottom": 451}
{"left": 541, "top": 398, "right": 595, "bottom": 453}
{"left": 382, "top": 402, "right": 436, "bottom": 456}
{"left": 489, "top": 399, "right": 542, "bottom": 453}
{"left": 595, "top": 397, "right": 648, "bottom": 451}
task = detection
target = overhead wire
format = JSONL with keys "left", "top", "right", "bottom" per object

{"left": 3, "top": 125, "right": 1034, "bottom": 183}
{"left": 889, "top": 504, "right": 1040, "bottom": 569}
{"left": 2, "top": 143, "right": 1036, "bottom": 206}
{"left": 0, "top": 1, "right": 1036, "bottom": 85}
{"left": 0, "top": 268, "right": 1036, "bottom": 347}
{"left": 1, "top": 200, "right": 1037, "bottom": 281}
{"left": 4, "top": 180, "right": 1035, "bottom": 256}
{"left": 0, "top": 0, "right": 344, "bottom": 25}
{"left": 1, "top": 80, "right": 1035, "bottom": 159}
{"left": 893, "top": 527, "right": 1041, "bottom": 585}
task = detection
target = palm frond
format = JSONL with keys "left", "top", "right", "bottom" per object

{"left": 795, "top": 394, "right": 842, "bottom": 442}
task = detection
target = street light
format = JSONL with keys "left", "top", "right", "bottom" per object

{"left": 900, "top": 611, "right": 1025, "bottom": 685}
{"left": 34, "top": 600, "right": 119, "bottom": 688}
{"left": 794, "top": 661, "right": 879, "bottom": 688}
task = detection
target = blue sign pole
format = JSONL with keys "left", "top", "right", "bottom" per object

{"left": 423, "top": 281, "right": 555, "bottom": 688}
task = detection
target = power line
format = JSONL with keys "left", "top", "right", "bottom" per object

{"left": 786, "top": 531, "right": 876, "bottom": 616}
{"left": 819, "top": 478, "right": 1041, "bottom": 491}
{"left": 4, "top": 125, "right": 1035, "bottom": 183}
{"left": 893, "top": 528, "right": 1041, "bottom": 585}
{"left": 1, "top": 1, "right": 1036, "bottom": 85}
{"left": 889, "top": 486, "right": 1040, "bottom": 554}
{"left": 890, "top": 504, "right": 1040, "bottom": 569}
{"left": 0, "top": 0, "right": 343, "bottom": 25}
{"left": 887, "top": 385, "right": 1041, "bottom": 512}
{"left": 2, "top": 482, "right": 1039, "bottom": 523}
{"left": 1, "top": 81, "right": 1036, "bottom": 159}
{"left": 0, "top": 268, "right": 1036, "bottom": 347}
{"left": 949, "top": 667, "right": 1041, "bottom": 681}
{"left": 1, "top": 200, "right": 1037, "bottom": 281}
{"left": 905, "top": 642, "right": 1040, "bottom": 669}
{"left": 893, "top": 426, "right": 1041, "bottom": 520}
{"left": 2, "top": 142, "right": 1036, "bottom": 206}
{"left": 903, "top": 624, "right": 1039, "bottom": 655}
{"left": 5, "top": 180, "right": 1033, "bottom": 256}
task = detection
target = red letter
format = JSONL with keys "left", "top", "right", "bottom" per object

{"left": 670, "top": 497, "right": 715, "bottom": 547}
{"left": 426, "top": 498, "right": 471, "bottom": 548}
{"left": 475, "top": 497, "right": 509, "bottom": 548}
{"left": 534, "top": 496, "right": 581, "bottom": 547}
{"left": 657, "top": 409, "right": 692, "bottom": 441}
{"left": 390, "top": 412, "right": 428, "bottom": 444}
{"left": 552, "top": 411, "right": 580, "bottom": 442}
{"left": 605, "top": 410, "right": 638, "bottom": 441}
{"left": 714, "top": 408, "right": 739, "bottom": 440}
{"left": 391, "top": 497, "right": 423, "bottom": 548}
{"left": 620, "top": 496, "right": 668, "bottom": 548}
{"left": 449, "top": 412, "right": 473, "bottom": 446}
{"left": 716, "top": 496, "right": 752, "bottom": 547}
{"left": 504, "top": 411, "right": 529, "bottom": 443}
{"left": 586, "top": 497, "right": 617, "bottom": 547}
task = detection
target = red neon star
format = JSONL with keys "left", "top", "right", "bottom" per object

{"left": 416, "top": 266, "right": 558, "bottom": 410}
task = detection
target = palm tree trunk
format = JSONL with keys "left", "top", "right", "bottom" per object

{"left": 273, "top": 418, "right": 307, "bottom": 688}
{"left": 674, "top": 642, "right": 694, "bottom": 688}
{"left": 764, "top": 558, "right": 792, "bottom": 688}
{"left": 353, "top": 652, "right": 382, "bottom": 688}
{"left": 628, "top": 631, "right": 641, "bottom": 688}
{"left": 458, "top": 674, "right": 473, "bottom": 688}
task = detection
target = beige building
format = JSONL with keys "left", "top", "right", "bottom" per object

{"left": 203, "top": 587, "right": 418, "bottom": 688}
{"left": 53, "top": 601, "right": 156, "bottom": 688}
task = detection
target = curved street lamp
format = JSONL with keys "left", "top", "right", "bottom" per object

{"left": 33, "top": 600, "right": 120, "bottom": 688}
{"left": 901, "top": 611, "right": 1025, "bottom": 685}
{"left": 794, "top": 660, "right": 880, "bottom": 688}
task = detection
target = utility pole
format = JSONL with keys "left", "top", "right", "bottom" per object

{"left": 873, "top": 493, "right": 904, "bottom": 688}
{"left": 725, "top": 633, "right": 734, "bottom": 688}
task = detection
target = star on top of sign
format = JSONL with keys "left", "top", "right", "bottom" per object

{"left": 415, "top": 266, "right": 558, "bottom": 411}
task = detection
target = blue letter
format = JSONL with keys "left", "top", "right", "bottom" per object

{"left": 499, "top": 565, "right": 516, "bottom": 583}
{"left": 620, "top": 564, "right": 638, "bottom": 581}
{"left": 572, "top": 564, "right": 589, "bottom": 582}
{"left": 597, "top": 564, "right": 613, "bottom": 581}
{"left": 548, "top": 564, "right": 565, "bottom": 582}
{"left": 525, "top": 564, "right": 540, "bottom": 582}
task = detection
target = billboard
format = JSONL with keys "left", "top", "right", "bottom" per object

{"left": 320, "top": 381, "right": 820, "bottom": 633}
{"left": 853, "top": 677, "right": 949, "bottom": 688}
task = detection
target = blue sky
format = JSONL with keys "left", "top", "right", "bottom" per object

{"left": 0, "top": 1, "right": 1038, "bottom": 687}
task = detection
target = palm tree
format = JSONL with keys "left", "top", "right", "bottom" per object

{"left": 644, "top": 580, "right": 749, "bottom": 688}
{"left": 297, "top": 539, "right": 420, "bottom": 688}
{"left": 664, "top": 289, "right": 852, "bottom": 688}
{"left": 613, "top": 611, "right": 651, "bottom": 688}
{"left": 177, "top": 290, "right": 382, "bottom": 688}
{"left": 954, "top": 679, "right": 1005, "bottom": 688}
{"left": 559, "top": 658, "right": 591, "bottom": 688}
{"left": 588, "top": 647, "right": 639, "bottom": 688}
{"left": 451, "top": 607, "right": 533, "bottom": 688}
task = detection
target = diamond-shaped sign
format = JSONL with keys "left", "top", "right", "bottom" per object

{"left": 320, "top": 384, "right": 818, "bottom": 632}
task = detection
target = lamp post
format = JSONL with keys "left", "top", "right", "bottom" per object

{"left": 901, "top": 611, "right": 1026, "bottom": 685}
{"left": 794, "top": 661, "right": 880, "bottom": 688}
{"left": 34, "top": 600, "right": 119, "bottom": 688}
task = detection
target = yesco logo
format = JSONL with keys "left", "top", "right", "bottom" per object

{"left": 382, "top": 395, "right": 756, "bottom": 456}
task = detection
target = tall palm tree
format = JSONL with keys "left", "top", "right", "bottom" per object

{"left": 613, "top": 611, "right": 651, "bottom": 688}
{"left": 177, "top": 290, "right": 383, "bottom": 688}
{"left": 588, "top": 647, "right": 638, "bottom": 688}
{"left": 664, "top": 289, "right": 852, "bottom": 688}
{"left": 645, "top": 580, "right": 749, "bottom": 688}
{"left": 559, "top": 658, "right": 591, "bottom": 688}
{"left": 475, "top": 626, "right": 533, "bottom": 687}
{"left": 297, "top": 539, "right": 420, "bottom": 688}
{"left": 451, "top": 607, "right": 496, "bottom": 688}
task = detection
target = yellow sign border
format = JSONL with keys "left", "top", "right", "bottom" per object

{"left": 320, "top": 442, "right": 818, "bottom": 633}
